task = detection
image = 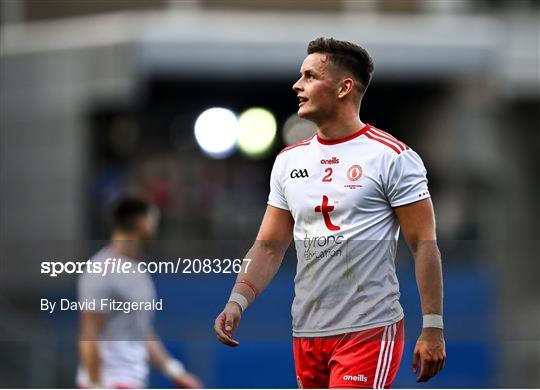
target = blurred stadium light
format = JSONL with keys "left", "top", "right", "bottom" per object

{"left": 194, "top": 107, "right": 239, "bottom": 159}
{"left": 282, "top": 114, "right": 317, "bottom": 146}
{"left": 237, "top": 107, "right": 277, "bottom": 158}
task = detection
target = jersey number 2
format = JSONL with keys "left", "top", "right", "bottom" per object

{"left": 322, "top": 168, "right": 333, "bottom": 182}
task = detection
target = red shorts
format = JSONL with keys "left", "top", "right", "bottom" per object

{"left": 293, "top": 319, "right": 404, "bottom": 389}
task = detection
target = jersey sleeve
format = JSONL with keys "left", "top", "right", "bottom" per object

{"left": 267, "top": 156, "right": 289, "bottom": 210}
{"left": 386, "top": 149, "right": 430, "bottom": 207}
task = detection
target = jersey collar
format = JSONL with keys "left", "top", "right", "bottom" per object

{"left": 316, "top": 123, "right": 370, "bottom": 145}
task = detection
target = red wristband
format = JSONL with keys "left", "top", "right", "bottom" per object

{"left": 237, "top": 279, "right": 259, "bottom": 297}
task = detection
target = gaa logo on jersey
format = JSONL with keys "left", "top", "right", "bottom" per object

{"left": 290, "top": 169, "right": 309, "bottom": 179}
{"left": 346, "top": 164, "right": 362, "bottom": 181}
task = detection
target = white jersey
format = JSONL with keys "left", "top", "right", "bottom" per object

{"left": 76, "top": 247, "right": 156, "bottom": 388}
{"left": 268, "top": 123, "right": 430, "bottom": 337}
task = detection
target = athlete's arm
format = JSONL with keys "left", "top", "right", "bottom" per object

{"left": 146, "top": 332, "right": 202, "bottom": 388}
{"left": 214, "top": 205, "right": 294, "bottom": 347}
{"left": 78, "top": 311, "right": 105, "bottom": 386}
{"left": 395, "top": 198, "right": 446, "bottom": 383}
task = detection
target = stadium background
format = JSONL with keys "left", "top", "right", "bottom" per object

{"left": 0, "top": 0, "right": 538, "bottom": 387}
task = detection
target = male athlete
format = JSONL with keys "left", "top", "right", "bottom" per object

{"left": 77, "top": 196, "right": 202, "bottom": 388}
{"left": 214, "top": 37, "right": 445, "bottom": 388}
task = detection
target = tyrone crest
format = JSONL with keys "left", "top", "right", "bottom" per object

{"left": 347, "top": 164, "right": 362, "bottom": 181}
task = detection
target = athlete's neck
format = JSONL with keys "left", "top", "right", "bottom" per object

{"left": 110, "top": 231, "right": 142, "bottom": 260}
{"left": 316, "top": 115, "right": 365, "bottom": 141}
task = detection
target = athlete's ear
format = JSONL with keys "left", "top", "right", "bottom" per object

{"left": 338, "top": 78, "right": 355, "bottom": 99}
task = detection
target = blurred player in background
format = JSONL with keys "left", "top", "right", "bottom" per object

{"left": 215, "top": 37, "right": 445, "bottom": 388}
{"left": 77, "top": 196, "right": 202, "bottom": 388}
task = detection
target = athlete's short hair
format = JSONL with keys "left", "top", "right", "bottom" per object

{"left": 111, "top": 195, "right": 151, "bottom": 232}
{"left": 307, "top": 37, "right": 374, "bottom": 94}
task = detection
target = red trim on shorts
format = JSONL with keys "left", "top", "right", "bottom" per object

{"left": 294, "top": 319, "right": 405, "bottom": 389}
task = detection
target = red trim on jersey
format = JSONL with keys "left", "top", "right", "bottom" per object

{"left": 366, "top": 129, "right": 406, "bottom": 152}
{"left": 370, "top": 127, "right": 409, "bottom": 150}
{"left": 278, "top": 134, "right": 315, "bottom": 155}
{"left": 316, "top": 123, "right": 370, "bottom": 145}
{"left": 368, "top": 128, "right": 405, "bottom": 151}
{"left": 365, "top": 130, "right": 402, "bottom": 154}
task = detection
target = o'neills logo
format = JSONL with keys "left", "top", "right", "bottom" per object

{"left": 343, "top": 374, "right": 368, "bottom": 382}
{"left": 320, "top": 157, "right": 340, "bottom": 164}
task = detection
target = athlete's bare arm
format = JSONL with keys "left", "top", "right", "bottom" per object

{"left": 214, "top": 205, "right": 294, "bottom": 347}
{"left": 395, "top": 198, "right": 446, "bottom": 383}
{"left": 79, "top": 311, "right": 105, "bottom": 385}
{"left": 146, "top": 332, "right": 202, "bottom": 388}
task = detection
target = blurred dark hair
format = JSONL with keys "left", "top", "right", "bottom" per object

{"left": 111, "top": 195, "right": 150, "bottom": 232}
{"left": 307, "top": 37, "right": 374, "bottom": 94}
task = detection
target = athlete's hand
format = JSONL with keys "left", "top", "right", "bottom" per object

{"left": 214, "top": 302, "right": 242, "bottom": 347}
{"left": 413, "top": 327, "right": 446, "bottom": 383}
